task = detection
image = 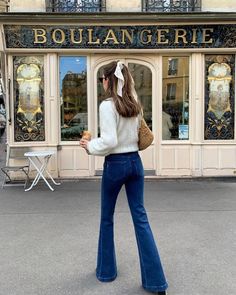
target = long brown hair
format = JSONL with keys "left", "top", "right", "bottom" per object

{"left": 103, "top": 61, "right": 142, "bottom": 117}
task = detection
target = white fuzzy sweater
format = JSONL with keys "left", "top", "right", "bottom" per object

{"left": 87, "top": 99, "right": 139, "bottom": 156}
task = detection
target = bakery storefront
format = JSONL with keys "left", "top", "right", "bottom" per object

{"left": 0, "top": 13, "right": 236, "bottom": 178}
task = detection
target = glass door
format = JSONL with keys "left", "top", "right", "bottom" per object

{"left": 94, "top": 57, "right": 156, "bottom": 174}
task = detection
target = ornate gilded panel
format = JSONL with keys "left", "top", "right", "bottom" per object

{"left": 13, "top": 56, "right": 45, "bottom": 141}
{"left": 205, "top": 55, "right": 235, "bottom": 140}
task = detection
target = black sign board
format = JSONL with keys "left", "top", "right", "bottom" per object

{"left": 3, "top": 25, "right": 236, "bottom": 49}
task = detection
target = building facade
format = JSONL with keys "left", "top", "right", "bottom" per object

{"left": 1, "top": 0, "right": 236, "bottom": 178}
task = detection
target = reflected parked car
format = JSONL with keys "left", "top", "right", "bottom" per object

{"left": 61, "top": 112, "right": 87, "bottom": 141}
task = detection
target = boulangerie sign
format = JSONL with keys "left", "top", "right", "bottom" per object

{"left": 3, "top": 24, "right": 236, "bottom": 49}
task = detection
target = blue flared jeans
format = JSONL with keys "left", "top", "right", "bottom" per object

{"left": 96, "top": 151, "right": 168, "bottom": 292}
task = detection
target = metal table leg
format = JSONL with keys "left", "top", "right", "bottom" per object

{"left": 25, "top": 155, "right": 54, "bottom": 191}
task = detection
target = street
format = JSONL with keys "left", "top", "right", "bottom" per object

{"left": 0, "top": 167, "right": 235, "bottom": 294}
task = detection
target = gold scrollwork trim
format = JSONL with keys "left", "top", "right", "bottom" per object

{"left": 208, "top": 77, "right": 232, "bottom": 81}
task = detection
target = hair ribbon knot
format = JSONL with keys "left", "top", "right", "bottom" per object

{"left": 114, "top": 61, "right": 124, "bottom": 97}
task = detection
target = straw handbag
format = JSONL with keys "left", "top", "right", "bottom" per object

{"left": 138, "top": 116, "right": 154, "bottom": 151}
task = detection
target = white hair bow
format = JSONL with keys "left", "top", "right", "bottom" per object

{"left": 114, "top": 61, "right": 124, "bottom": 97}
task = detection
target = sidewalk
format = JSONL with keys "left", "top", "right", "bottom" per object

{"left": 0, "top": 140, "right": 236, "bottom": 295}
{"left": 0, "top": 174, "right": 236, "bottom": 295}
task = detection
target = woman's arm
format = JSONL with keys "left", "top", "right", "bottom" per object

{"left": 86, "top": 101, "right": 118, "bottom": 156}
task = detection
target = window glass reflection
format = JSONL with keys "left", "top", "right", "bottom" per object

{"left": 97, "top": 66, "right": 106, "bottom": 106}
{"left": 60, "top": 56, "right": 87, "bottom": 141}
{"left": 162, "top": 56, "right": 189, "bottom": 140}
{"left": 97, "top": 66, "right": 106, "bottom": 136}
{"left": 97, "top": 63, "right": 152, "bottom": 135}
{"left": 128, "top": 63, "right": 152, "bottom": 130}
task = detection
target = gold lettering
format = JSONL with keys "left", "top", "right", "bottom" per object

{"left": 121, "top": 29, "right": 134, "bottom": 44}
{"left": 175, "top": 29, "right": 187, "bottom": 44}
{"left": 191, "top": 28, "right": 198, "bottom": 44}
{"left": 103, "top": 29, "right": 119, "bottom": 44}
{"left": 87, "top": 29, "right": 100, "bottom": 44}
{"left": 140, "top": 30, "right": 152, "bottom": 44}
{"left": 202, "top": 28, "right": 213, "bottom": 44}
{"left": 52, "top": 29, "right": 65, "bottom": 44}
{"left": 157, "top": 29, "right": 169, "bottom": 44}
{"left": 70, "top": 29, "right": 83, "bottom": 44}
{"left": 33, "top": 28, "right": 47, "bottom": 44}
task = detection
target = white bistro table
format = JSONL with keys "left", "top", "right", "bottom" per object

{"left": 24, "top": 150, "right": 60, "bottom": 192}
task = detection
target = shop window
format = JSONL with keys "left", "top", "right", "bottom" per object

{"left": 162, "top": 56, "right": 189, "bottom": 140}
{"left": 128, "top": 63, "right": 152, "bottom": 130}
{"left": 96, "top": 65, "right": 105, "bottom": 137}
{"left": 97, "top": 63, "right": 152, "bottom": 135}
{"left": 13, "top": 56, "right": 45, "bottom": 142}
{"left": 60, "top": 56, "right": 87, "bottom": 141}
{"left": 205, "top": 55, "right": 235, "bottom": 140}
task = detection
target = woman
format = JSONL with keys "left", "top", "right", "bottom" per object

{"left": 80, "top": 61, "right": 168, "bottom": 294}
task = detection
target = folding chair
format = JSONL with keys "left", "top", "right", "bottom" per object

{"left": 1, "top": 145, "right": 30, "bottom": 188}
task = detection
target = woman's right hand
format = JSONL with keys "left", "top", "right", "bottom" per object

{"left": 80, "top": 138, "right": 89, "bottom": 150}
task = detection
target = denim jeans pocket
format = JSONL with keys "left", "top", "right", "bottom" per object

{"left": 105, "top": 160, "right": 127, "bottom": 182}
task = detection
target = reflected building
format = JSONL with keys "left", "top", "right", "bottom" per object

{"left": 62, "top": 71, "right": 87, "bottom": 124}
